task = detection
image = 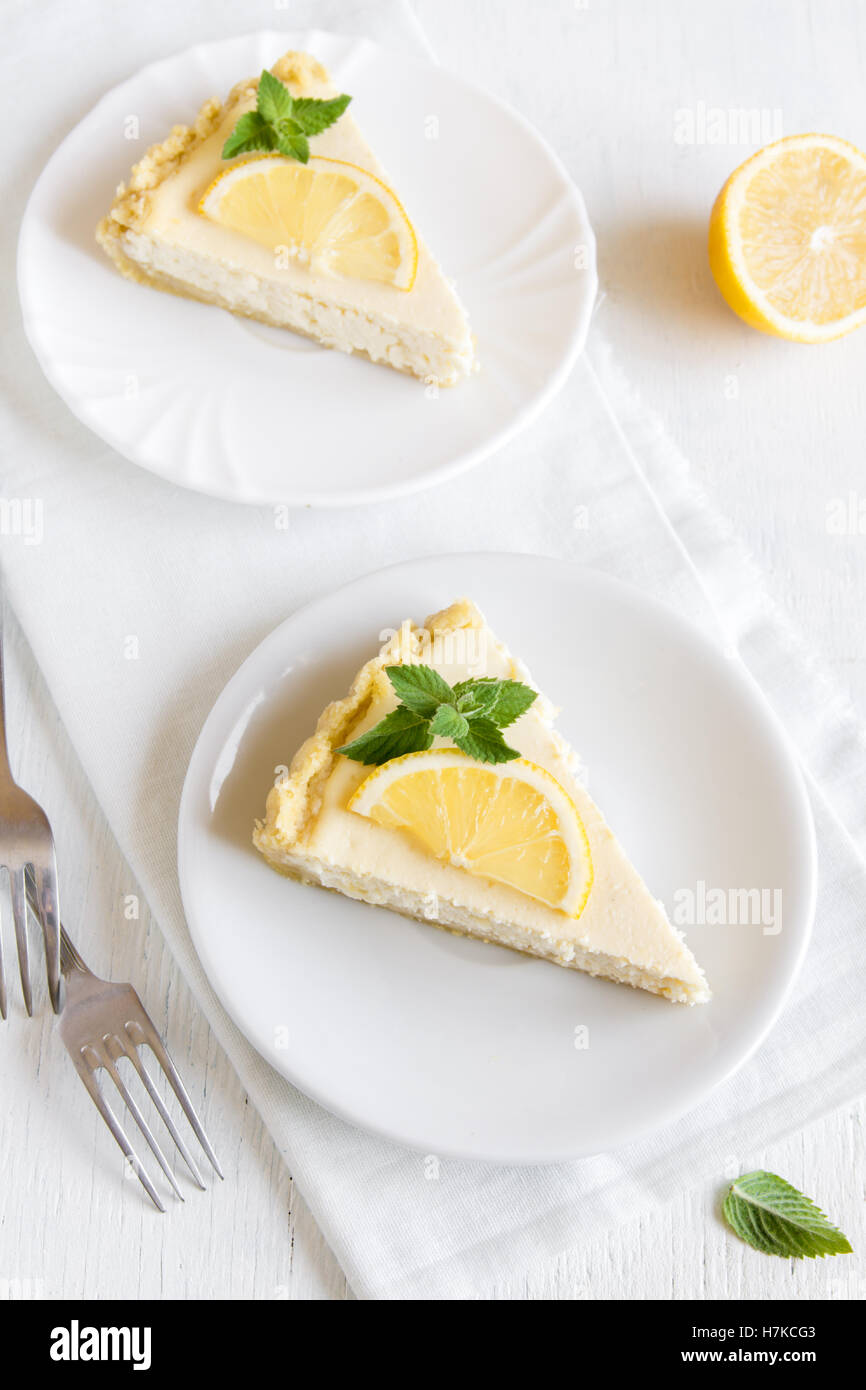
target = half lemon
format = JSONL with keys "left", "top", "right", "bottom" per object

{"left": 709, "top": 133, "right": 866, "bottom": 341}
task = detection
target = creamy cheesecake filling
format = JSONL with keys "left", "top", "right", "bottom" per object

{"left": 99, "top": 52, "right": 476, "bottom": 383}
{"left": 268, "top": 855, "right": 703, "bottom": 1003}
{"left": 118, "top": 230, "right": 474, "bottom": 382}
{"left": 255, "top": 602, "right": 710, "bottom": 1004}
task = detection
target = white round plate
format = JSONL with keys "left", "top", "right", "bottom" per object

{"left": 178, "top": 554, "right": 816, "bottom": 1163}
{"left": 18, "top": 30, "right": 596, "bottom": 507}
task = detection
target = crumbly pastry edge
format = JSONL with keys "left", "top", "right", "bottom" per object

{"left": 252, "top": 597, "right": 710, "bottom": 1006}
{"left": 95, "top": 51, "right": 332, "bottom": 278}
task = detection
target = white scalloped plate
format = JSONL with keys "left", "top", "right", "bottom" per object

{"left": 17, "top": 30, "right": 596, "bottom": 507}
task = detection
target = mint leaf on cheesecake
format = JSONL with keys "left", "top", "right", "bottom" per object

{"left": 222, "top": 69, "right": 351, "bottom": 162}
{"left": 337, "top": 665, "right": 537, "bottom": 766}
{"left": 337, "top": 705, "right": 433, "bottom": 764}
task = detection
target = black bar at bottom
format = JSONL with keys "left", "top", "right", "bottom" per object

{"left": 0, "top": 1295, "right": 858, "bottom": 1373}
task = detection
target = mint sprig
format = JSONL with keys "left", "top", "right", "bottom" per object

{"left": 722, "top": 1171, "right": 853, "bottom": 1259}
{"left": 222, "top": 69, "right": 351, "bottom": 163}
{"left": 337, "top": 665, "right": 537, "bottom": 766}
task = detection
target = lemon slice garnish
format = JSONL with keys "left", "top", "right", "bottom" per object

{"left": 709, "top": 133, "right": 866, "bottom": 341}
{"left": 348, "top": 749, "right": 593, "bottom": 917}
{"left": 199, "top": 154, "right": 418, "bottom": 290}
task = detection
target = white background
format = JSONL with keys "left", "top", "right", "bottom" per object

{"left": 1, "top": 0, "right": 865, "bottom": 1300}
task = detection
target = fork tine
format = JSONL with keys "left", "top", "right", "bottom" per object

{"left": 10, "top": 868, "right": 32, "bottom": 1016}
{"left": 71, "top": 1045, "right": 165, "bottom": 1213}
{"left": 101, "top": 1038, "right": 184, "bottom": 1202}
{"left": 121, "top": 1040, "right": 206, "bottom": 1190}
{"left": 127, "top": 1018, "right": 223, "bottom": 1178}
{"left": 31, "top": 861, "right": 63, "bottom": 1014}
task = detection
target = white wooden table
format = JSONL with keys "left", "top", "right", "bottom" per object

{"left": 2, "top": 0, "right": 865, "bottom": 1300}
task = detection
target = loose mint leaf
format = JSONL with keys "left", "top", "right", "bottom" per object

{"left": 722, "top": 1172, "right": 853, "bottom": 1259}
{"left": 337, "top": 707, "right": 432, "bottom": 765}
{"left": 429, "top": 705, "right": 469, "bottom": 741}
{"left": 386, "top": 664, "right": 454, "bottom": 717}
{"left": 222, "top": 110, "right": 276, "bottom": 159}
{"left": 257, "top": 68, "right": 294, "bottom": 124}
{"left": 454, "top": 716, "right": 521, "bottom": 765}
{"left": 275, "top": 127, "right": 310, "bottom": 164}
{"left": 454, "top": 677, "right": 537, "bottom": 728}
{"left": 292, "top": 93, "right": 352, "bottom": 135}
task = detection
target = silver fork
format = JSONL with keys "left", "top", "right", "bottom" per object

{"left": 26, "top": 870, "right": 223, "bottom": 1211}
{"left": 0, "top": 611, "right": 61, "bottom": 1017}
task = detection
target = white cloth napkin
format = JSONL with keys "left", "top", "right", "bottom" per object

{"left": 3, "top": 0, "right": 866, "bottom": 1300}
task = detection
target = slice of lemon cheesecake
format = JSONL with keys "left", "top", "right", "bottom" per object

{"left": 254, "top": 599, "right": 710, "bottom": 1004}
{"left": 97, "top": 51, "right": 476, "bottom": 384}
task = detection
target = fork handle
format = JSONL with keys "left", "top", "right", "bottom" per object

{"left": 0, "top": 603, "right": 15, "bottom": 779}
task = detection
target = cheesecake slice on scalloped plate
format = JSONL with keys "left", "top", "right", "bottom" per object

{"left": 254, "top": 599, "right": 710, "bottom": 1005}
{"left": 97, "top": 50, "right": 476, "bottom": 385}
